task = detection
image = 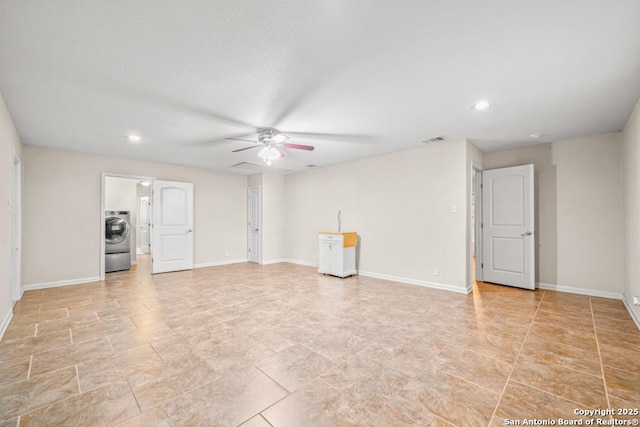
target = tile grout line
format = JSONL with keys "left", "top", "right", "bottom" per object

{"left": 106, "top": 336, "right": 115, "bottom": 354}
{"left": 590, "top": 297, "right": 612, "bottom": 412}
{"left": 26, "top": 354, "right": 33, "bottom": 380}
{"left": 488, "top": 289, "right": 546, "bottom": 424}
{"left": 508, "top": 378, "right": 602, "bottom": 411}
{"left": 124, "top": 377, "right": 142, "bottom": 413}
{"left": 75, "top": 365, "right": 82, "bottom": 394}
{"left": 33, "top": 323, "right": 38, "bottom": 338}
{"left": 252, "top": 363, "right": 293, "bottom": 394}
{"left": 259, "top": 413, "right": 274, "bottom": 426}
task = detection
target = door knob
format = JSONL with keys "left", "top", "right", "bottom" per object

{"left": 186, "top": 229, "right": 193, "bottom": 233}
{"left": 521, "top": 231, "right": 532, "bottom": 237}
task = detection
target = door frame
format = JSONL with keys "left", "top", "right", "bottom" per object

{"left": 137, "top": 195, "right": 151, "bottom": 254}
{"left": 470, "top": 162, "right": 483, "bottom": 286}
{"left": 100, "top": 172, "right": 155, "bottom": 280}
{"left": 248, "top": 185, "right": 261, "bottom": 263}
{"left": 11, "top": 150, "right": 22, "bottom": 302}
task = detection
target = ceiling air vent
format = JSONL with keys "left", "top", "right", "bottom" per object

{"left": 422, "top": 135, "right": 447, "bottom": 143}
{"left": 231, "top": 161, "right": 291, "bottom": 172}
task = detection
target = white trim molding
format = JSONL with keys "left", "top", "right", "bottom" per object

{"left": 282, "top": 258, "right": 318, "bottom": 268}
{"left": 22, "top": 276, "right": 102, "bottom": 293}
{"left": 359, "top": 270, "right": 469, "bottom": 294}
{"left": 282, "top": 259, "right": 470, "bottom": 293}
{"left": 536, "top": 282, "right": 623, "bottom": 300}
{"left": 0, "top": 311, "right": 13, "bottom": 342}
{"left": 260, "top": 259, "right": 287, "bottom": 265}
{"left": 623, "top": 296, "right": 640, "bottom": 330}
{"left": 194, "top": 258, "right": 248, "bottom": 269}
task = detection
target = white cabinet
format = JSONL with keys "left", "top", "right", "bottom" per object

{"left": 318, "top": 232, "right": 357, "bottom": 278}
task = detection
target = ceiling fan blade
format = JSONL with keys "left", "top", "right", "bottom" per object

{"left": 226, "top": 137, "right": 258, "bottom": 143}
{"left": 284, "top": 131, "right": 369, "bottom": 141}
{"left": 232, "top": 145, "right": 260, "bottom": 153}
{"left": 283, "top": 143, "right": 315, "bottom": 151}
{"left": 274, "top": 147, "right": 286, "bottom": 158}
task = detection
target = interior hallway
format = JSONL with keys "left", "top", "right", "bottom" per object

{"left": 0, "top": 258, "right": 638, "bottom": 426}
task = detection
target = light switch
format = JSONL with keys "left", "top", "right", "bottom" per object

{"left": 451, "top": 205, "right": 457, "bottom": 213}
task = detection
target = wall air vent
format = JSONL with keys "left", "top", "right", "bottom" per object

{"left": 422, "top": 135, "right": 447, "bottom": 143}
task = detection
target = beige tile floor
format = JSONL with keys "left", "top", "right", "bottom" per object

{"left": 1, "top": 255, "right": 639, "bottom": 426}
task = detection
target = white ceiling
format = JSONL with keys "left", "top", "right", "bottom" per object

{"left": 1, "top": 1, "right": 639, "bottom": 174}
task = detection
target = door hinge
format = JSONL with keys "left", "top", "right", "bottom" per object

{"left": 481, "top": 223, "right": 483, "bottom": 229}
{"left": 481, "top": 263, "right": 483, "bottom": 268}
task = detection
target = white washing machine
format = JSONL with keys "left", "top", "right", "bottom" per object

{"left": 105, "top": 211, "right": 132, "bottom": 272}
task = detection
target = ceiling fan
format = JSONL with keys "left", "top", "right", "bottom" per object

{"left": 226, "top": 127, "right": 314, "bottom": 166}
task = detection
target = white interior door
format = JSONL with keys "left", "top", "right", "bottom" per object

{"left": 482, "top": 164, "right": 535, "bottom": 290}
{"left": 248, "top": 186, "right": 260, "bottom": 263}
{"left": 152, "top": 180, "right": 194, "bottom": 274}
{"left": 139, "top": 196, "right": 151, "bottom": 254}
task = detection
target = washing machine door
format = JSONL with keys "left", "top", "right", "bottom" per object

{"left": 105, "top": 216, "right": 130, "bottom": 245}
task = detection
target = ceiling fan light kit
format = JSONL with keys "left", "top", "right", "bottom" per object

{"left": 226, "top": 127, "right": 315, "bottom": 166}
{"left": 258, "top": 146, "right": 283, "bottom": 161}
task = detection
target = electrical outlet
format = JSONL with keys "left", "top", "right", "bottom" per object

{"left": 451, "top": 205, "right": 457, "bottom": 213}
{"left": 433, "top": 267, "right": 440, "bottom": 276}
{"left": 634, "top": 296, "right": 640, "bottom": 306}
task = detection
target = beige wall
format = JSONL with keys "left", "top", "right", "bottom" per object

{"left": 484, "top": 144, "right": 558, "bottom": 285}
{"left": 484, "top": 134, "right": 624, "bottom": 295}
{"left": 623, "top": 97, "right": 640, "bottom": 323}
{"left": 105, "top": 177, "right": 138, "bottom": 263}
{"left": 553, "top": 133, "right": 624, "bottom": 293}
{"left": 284, "top": 140, "right": 469, "bottom": 292}
{"left": 0, "top": 93, "right": 22, "bottom": 335}
{"left": 22, "top": 146, "right": 247, "bottom": 286}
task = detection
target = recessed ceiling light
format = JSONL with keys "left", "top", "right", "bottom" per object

{"left": 127, "top": 134, "right": 141, "bottom": 142}
{"left": 472, "top": 100, "right": 490, "bottom": 111}
{"left": 529, "top": 133, "right": 542, "bottom": 139}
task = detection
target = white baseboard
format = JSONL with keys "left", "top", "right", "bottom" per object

{"left": 359, "top": 270, "right": 469, "bottom": 294}
{"left": 536, "top": 282, "right": 623, "bottom": 300}
{"left": 131, "top": 260, "right": 137, "bottom": 265}
{"left": 194, "top": 258, "right": 248, "bottom": 269}
{"left": 282, "top": 258, "right": 318, "bottom": 268}
{"left": 260, "top": 259, "right": 287, "bottom": 265}
{"left": 22, "top": 276, "right": 102, "bottom": 293}
{"left": 281, "top": 259, "right": 469, "bottom": 293}
{"left": 622, "top": 296, "right": 640, "bottom": 330}
{"left": 0, "top": 310, "right": 13, "bottom": 342}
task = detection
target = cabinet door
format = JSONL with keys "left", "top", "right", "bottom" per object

{"left": 319, "top": 240, "right": 333, "bottom": 271}
{"left": 330, "top": 242, "right": 343, "bottom": 273}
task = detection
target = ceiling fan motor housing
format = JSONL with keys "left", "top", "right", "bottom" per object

{"left": 258, "top": 127, "right": 279, "bottom": 144}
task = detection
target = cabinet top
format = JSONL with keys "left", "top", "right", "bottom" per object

{"left": 318, "top": 231, "right": 357, "bottom": 235}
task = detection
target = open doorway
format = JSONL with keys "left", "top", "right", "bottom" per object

{"left": 470, "top": 163, "right": 483, "bottom": 288}
{"left": 100, "top": 173, "right": 154, "bottom": 280}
